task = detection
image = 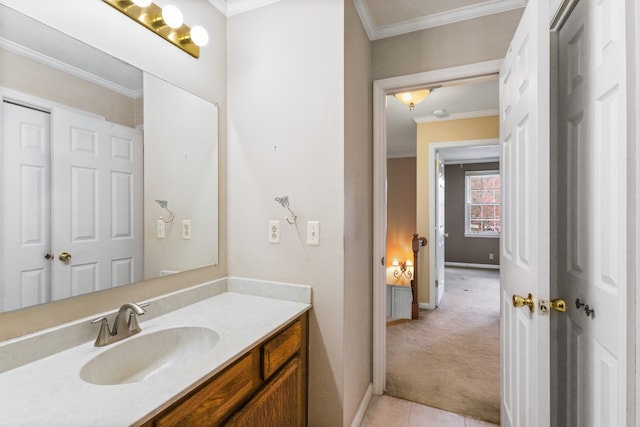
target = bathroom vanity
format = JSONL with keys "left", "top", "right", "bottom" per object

{"left": 0, "top": 279, "right": 311, "bottom": 426}
{"left": 144, "top": 313, "right": 307, "bottom": 426}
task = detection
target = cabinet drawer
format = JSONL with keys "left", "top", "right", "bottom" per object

{"left": 262, "top": 320, "right": 301, "bottom": 379}
{"left": 155, "top": 349, "right": 261, "bottom": 427}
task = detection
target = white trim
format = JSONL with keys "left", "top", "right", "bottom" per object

{"left": 352, "top": 0, "right": 376, "bottom": 41}
{"left": 464, "top": 169, "right": 501, "bottom": 237}
{"left": 372, "top": 60, "right": 503, "bottom": 396}
{"left": 1, "top": 87, "right": 106, "bottom": 121}
{"left": 208, "top": 0, "right": 281, "bottom": 17}
{"left": 464, "top": 232, "right": 500, "bottom": 238}
{"left": 415, "top": 108, "right": 500, "bottom": 123}
{"left": 349, "top": 383, "right": 372, "bottom": 427}
{"left": 0, "top": 38, "right": 142, "bottom": 99}
{"left": 443, "top": 157, "right": 500, "bottom": 165}
{"left": 379, "top": 59, "right": 503, "bottom": 92}
{"left": 445, "top": 262, "right": 500, "bottom": 270}
{"left": 355, "top": 0, "right": 526, "bottom": 41}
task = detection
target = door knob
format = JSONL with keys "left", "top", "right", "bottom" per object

{"left": 550, "top": 298, "right": 566, "bottom": 312}
{"left": 58, "top": 252, "right": 72, "bottom": 262}
{"left": 512, "top": 293, "right": 535, "bottom": 312}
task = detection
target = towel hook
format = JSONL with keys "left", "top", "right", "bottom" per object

{"left": 274, "top": 196, "right": 297, "bottom": 225}
{"left": 155, "top": 199, "right": 175, "bottom": 223}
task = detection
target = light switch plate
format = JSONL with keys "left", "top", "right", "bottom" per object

{"left": 157, "top": 219, "right": 165, "bottom": 239}
{"left": 307, "top": 221, "right": 320, "bottom": 245}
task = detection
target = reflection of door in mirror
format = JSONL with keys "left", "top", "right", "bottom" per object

{"left": 1, "top": 99, "right": 143, "bottom": 311}
{"left": 0, "top": 4, "right": 219, "bottom": 315}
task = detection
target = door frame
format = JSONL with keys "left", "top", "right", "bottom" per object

{"left": 372, "top": 60, "right": 503, "bottom": 394}
{"left": 427, "top": 139, "right": 500, "bottom": 310}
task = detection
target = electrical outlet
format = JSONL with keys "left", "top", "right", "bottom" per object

{"left": 157, "top": 219, "right": 165, "bottom": 239}
{"left": 182, "top": 220, "right": 192, "bottom": 239}
{"left": 269, "top": 220, "right": 280, "bottom": 243}
{"left": 307, "top": 221, "right": 320, "bottom": 245}
{"left": 489, "top": 253, "right": 494, "bottom": 260}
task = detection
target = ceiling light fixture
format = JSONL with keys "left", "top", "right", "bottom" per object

{"left": 103, "top": 0, "right": 209, "bottom": 58}
{"left": 394, "top": 89, "right": 430, "bottom": 111}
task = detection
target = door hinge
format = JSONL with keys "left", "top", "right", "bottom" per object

{"left": 381, "top": 256, "right": 385, "bottom": 266}
{"left": 435, "top": 280, "right": 439, "bottom": 287}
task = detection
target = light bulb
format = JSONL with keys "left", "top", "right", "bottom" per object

{"left": 162, "top": 5, "right": 183, "bottom": 28}
{"left": 190, "top": 26, "right": 209, "bottom": 47}
{"left": 132, "top": 0, "right": 152, "bottom": 6}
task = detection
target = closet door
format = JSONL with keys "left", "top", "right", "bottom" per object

{"left": 1, "top": 101, "right": 51, "bottom": 311}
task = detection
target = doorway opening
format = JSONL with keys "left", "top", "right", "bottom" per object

{"left": 373, "top": 60, "right": 504, "bottom": 394}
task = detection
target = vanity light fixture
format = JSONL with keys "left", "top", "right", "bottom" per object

{"left": 391, "top": 258, "right": 413, "bottom": 279}
{"left": 394, "top": 89, "right": 430, "bottom": 111}
{"left": 102, "top": 0, "right": 209, "bottom": 58}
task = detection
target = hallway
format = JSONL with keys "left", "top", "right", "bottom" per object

{"left": 383, "top": 267, "right": 500, "bottom": 424}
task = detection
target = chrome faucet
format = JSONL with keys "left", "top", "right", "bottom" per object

{"left": 91, "top": 302, "right": 149, "bottom": 347}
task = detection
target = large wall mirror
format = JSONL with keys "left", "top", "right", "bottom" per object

{"left": 0, "top": 5, "right": 219, "bottom": 313}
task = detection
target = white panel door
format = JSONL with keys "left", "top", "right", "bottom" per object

{"left": 557, "top": 0, "right": 627, "bottom": 425}
{"left": 51, "top": 107, "right": 142, "bottom": 300}
{"left": 499, "top": 0, "right": 550, "bottom": 425}
{"left": 435, "top": 152, "right": 445, "bottom": 307}
{"left": 1, "top": 102, "right": 51, "bottom": 311}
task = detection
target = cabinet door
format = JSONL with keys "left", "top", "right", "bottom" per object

{"left": 225, "top": 356, "right": 303, "bottom": 427}
{"left": 153, "top": 350, "right": 261, "bottom": 427}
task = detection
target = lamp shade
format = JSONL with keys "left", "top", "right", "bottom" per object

{"left": 394, "top": 89, "right": 430, "bottom": 111}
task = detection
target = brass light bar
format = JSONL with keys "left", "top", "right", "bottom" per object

{"left": 102, "top": 0, "right": 200, "bottom": 58}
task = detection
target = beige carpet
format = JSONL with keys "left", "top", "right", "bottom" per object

{"left": 385, "top": 267, "right": 500, "bottom": 424}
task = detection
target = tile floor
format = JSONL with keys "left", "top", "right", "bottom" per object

{"left": 360, "top": 395, "right": 499, "bottom": 427}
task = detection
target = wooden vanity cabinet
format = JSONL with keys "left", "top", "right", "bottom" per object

{"left": 143, "top": 312, "right": 308, "bottom": 427}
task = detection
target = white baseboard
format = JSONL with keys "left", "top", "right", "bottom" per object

{"left": 350, "top": 383, "right": 373, "bottom": 427}
{"left": 445, "top": 262, "right": 500, "bottom": 270}
{"left": 419, "top": 302, "right": 434, "bottom": 310}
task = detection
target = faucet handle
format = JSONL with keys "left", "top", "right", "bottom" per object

{"left": 127, "top": 302, "right": 149, "bottom": 333}
{"left": 91, "top": 317, "right": 112, "bottom": 347}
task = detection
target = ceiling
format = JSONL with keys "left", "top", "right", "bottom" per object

{"left": 387, "top": 79, "right": 499, "bottom": 158}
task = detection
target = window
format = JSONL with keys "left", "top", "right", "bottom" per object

{"left": 465, "top": 170, "right": 500, "bottom": 238}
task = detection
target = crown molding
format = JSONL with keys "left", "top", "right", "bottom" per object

{"left": 356, "top": 0, "right": 527, "bottom": 41}
{"left": 207, "top": 0, "right": 228, "bottom": 16}
{"left": 0, "top": 38, "right": 142, "bottom": 99}
{"left": 208, "top": 0, "right": 281, "bottom": 17}
{"left": 352, "top": 0, "right": 377, "bottom": 41}
{"left": 414, "top": 108, "right": 500, "bottom": 123}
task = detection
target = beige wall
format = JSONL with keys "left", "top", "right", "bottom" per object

{"left": 386, "top": 157, "right": 417, "bottom": 287}
{"left": 227, "top": 1, "right": 347, "bottom": 425}
{"left": 0, "top": 48, "right": 139, "bottom": 127}
{"left": 371, "top": 9, "right": 523, "bottom": 81}
{"left": 0, "top": 0, "right": 228, "bottom": 340}
{"left": 343, "top": 0, "right": 373, "bottom": 424}
{"left": 416, "top": 116, "right": 499, "bottom": 304}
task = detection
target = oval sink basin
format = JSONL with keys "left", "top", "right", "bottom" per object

{"left": 80, "top": 326, "right": 219, "bottom": 385}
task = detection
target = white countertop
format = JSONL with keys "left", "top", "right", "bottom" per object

{"left": 0, "top": 289, "right": 311, "bottom": 426}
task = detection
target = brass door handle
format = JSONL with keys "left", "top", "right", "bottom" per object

{"left": 512, "top": 293, "right": 535, "bottom": 313}
{"left": 58, "top": 252, "right": 72, "bottom": 262}
{"left": 550, "top": 298, "right": 566, "bottom": 312}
